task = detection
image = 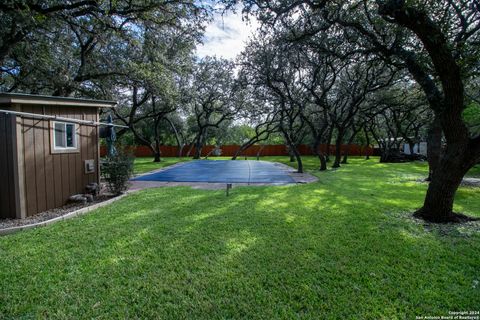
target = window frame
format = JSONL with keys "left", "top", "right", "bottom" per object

{"left": 50, "top": 121, "right": 79, "bottom": 154}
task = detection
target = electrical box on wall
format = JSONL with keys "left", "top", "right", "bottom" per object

{"left": 85, "top": 159, "right": 95, "bottom": 174}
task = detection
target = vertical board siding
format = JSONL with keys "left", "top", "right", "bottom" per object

{"left": 34, "top": 115, "right": 47, "bottom": 213}
{"left": 22, "top": 105, "right": 38, "bottom": 216}
{"left": 43, "top": 107, "right": 55, "bottom": 209}
{"left": 18, "top": 105, "right": 99, "bottom": 217}
{"left": 80, "top": 111, "right": 89, "bottom": 187}
{"left": 74, "top": 112, "right": 84, "bottom": 193}
{"left": 92, "top": 112, "right": 99, "bottom": 184}
{"left": 51, "top": 107, "right": 64, "bottom": 208}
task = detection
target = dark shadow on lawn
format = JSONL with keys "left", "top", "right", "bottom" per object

{"left": 0, "top": 161, "right": 479, "bottom": 318}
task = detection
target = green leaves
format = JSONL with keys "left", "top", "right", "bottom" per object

{"left": 463, "top": 102, "right": 480, "bottom": 137}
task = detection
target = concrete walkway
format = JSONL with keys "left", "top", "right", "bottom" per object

{"left": 462, "top": 178, "right": 480, "bottom": 187}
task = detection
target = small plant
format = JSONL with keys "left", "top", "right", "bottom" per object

{"left": 101, "top": 152, "right": 134, "bottom": 195}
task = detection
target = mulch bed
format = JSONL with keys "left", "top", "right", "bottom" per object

{"left": 0, "top": 195, "right": 116, "bottom": 230}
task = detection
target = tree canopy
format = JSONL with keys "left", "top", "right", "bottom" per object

{"left": 1, "top": 0, "right": 479, "bottom": 222}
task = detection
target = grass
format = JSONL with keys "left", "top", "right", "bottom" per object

{"left": 1, "top": 157, "right": 479, "bottom": 319}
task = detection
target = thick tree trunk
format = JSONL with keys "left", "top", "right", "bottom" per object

{"left": 426, "top": 116, "right": 442, "bottom": 181}
{"left": 415, "top": 143, "right": 476, "bottom": 222}
{"left": 193, "top": 145, "right": 202, "bottom": 159}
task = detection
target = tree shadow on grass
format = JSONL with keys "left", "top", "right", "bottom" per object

{"left": 0, "top": 162, "right": 479, "bottom": 318}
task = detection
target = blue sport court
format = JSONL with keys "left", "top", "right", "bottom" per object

{"left": 132, "top": 160, "right": 296, "bottom": 184}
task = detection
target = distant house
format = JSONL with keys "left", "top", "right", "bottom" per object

{"left": 0, "top": 93, "right": 116, "bottom": 219}
{"left": 403, "top": 141, "right": 427, "bottom": 156}
{"left": 375, "top": 137, "right": 427, "bottom": 156}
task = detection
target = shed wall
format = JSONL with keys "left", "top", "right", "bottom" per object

{"left": 0, "top": 113, "right": 18, "bottom": 219}
{"left": 17, "top": 105, "right": 99, "bottom": 217}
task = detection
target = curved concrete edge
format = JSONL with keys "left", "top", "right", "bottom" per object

{"left": 0, "top": 193, "right": 132, "bottom": 236}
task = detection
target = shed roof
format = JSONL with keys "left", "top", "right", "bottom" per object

{"left": 0, "top": 92, "right": 116, "bottom": 108}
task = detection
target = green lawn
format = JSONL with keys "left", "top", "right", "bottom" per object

{"left": 1, "top": 157, "right": 479, "bottom": 319}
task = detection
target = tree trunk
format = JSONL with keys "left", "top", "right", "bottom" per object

{"left": 318, "top": 153, "right": 327, "bottom": 171}
{"left": 342, "top": 126, "right": 360, "bottom": 164}
{"left": 341, "top": 144, "right": 353, "bottom": 164}
{"left": 415, "top": 143, "right": 476, "bottom": 222}
{"left": 325, "top": 127, "right": 333, "bottom": 162}
{"left": 165, "top": 117, "right": 184, "bottom": 158}
{"left": 364, "top": 127, "right": 371, "bottom": 160}
{"left": 186, "top": 143, "right": 194, "bottom": 158}
{"left": 193, "top": 131, "right": 204, "bottom": 159}
{"left": 341, "top": 151, "right": 348, "bottom": 164}
{"left": 426, "top": 116, "right": 442, "bottom": 180}
{"left": 178, "top": 145, "right": 184, "bottom": 158}
{"left": 153, "top": 138, "right": 161, "bottom": 162}
{"left": 232, "top": 147, "right": 241, "bottom": 160}
{"left": 291, "top": 146, "right": 303, "bottom": 173}
{"left": 408, "top": 142, "right": 415, "bottom": 155}
{"left": 312, "top": 139, "right": 327, "bottom": 171}
{"left": 232, "top": 141, "right": 255, "bottom": 160}
{"left": 256, "top": 145, "right": 264, "bottom": 160}
{"left": 342, "top": 141, "right": 353, "bottom": 164}
{"left": 194, "top": 142, "right": 202, "bottom": 159}
{"left": 332, "top": 130, "right": 343, "bottom": 168}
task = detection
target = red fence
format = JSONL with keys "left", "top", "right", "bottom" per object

{"left": 101, "top": 144, "right": 373, "bottom": 158}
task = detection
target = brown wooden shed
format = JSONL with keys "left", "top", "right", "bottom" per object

{"left": 0, "top": 93, "right": 116, "bottom": 219}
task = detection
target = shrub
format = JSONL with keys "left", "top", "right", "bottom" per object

{"left": 101, "top": 152, "right": 134, "bottom": 195}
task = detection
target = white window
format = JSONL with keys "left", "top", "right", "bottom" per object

{"left": 53, "top": 122, "right": 77, "bottom": 150}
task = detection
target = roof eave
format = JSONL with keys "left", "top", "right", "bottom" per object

{"left": 0, "top": 94, "right": 117, "bottom": 108}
